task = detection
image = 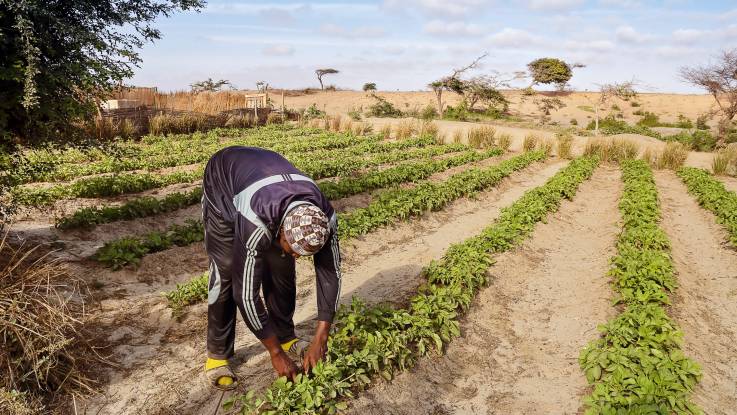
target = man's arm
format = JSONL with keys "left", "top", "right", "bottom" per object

{"left": 305, "top": 230, "right": 341, "bottom": 372}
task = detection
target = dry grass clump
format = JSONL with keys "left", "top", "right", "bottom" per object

{"left": 85, "top": 118, "right": 139, "bottom": 140}
{"left": 379, "top": 124, "right": 392, "bottom": 139}
{"left": 419, "top": 121, "right": 440, "bottom": 142}
{"left": 394, "top": 120, "right": 416, "bottom": 140}
{"left": 711, "top": 144, "right": 737, "bottom": 175}
{"left": 0, "top": 234, "right": 97, "bottom": 413}
{"left": 538, "top": 139, "right": 554, "bottom": 156}
{"left": 452, "top": 130, "right": 463, "bottom": 144}
{"left": 266, "top": 112, "right": 284, "bottom": 125}
{"left": 467, "top": 126, "right": 496, "bottom": 149}
{"left": 351, "top": 122, "right": 373, "bottom": 136}
{"left": 523, "top": 134, "right": 539, "bottom": 152}
{"left": 224, "top": 113, "right": 255, "bottom": 129}
{"left": 583, "top": 138, "right": 640, "bottom": 163}
{"left": 655, "top": 142, "right": 689, "bottom": 170}
{"left": 556, "top": 133, "right": 574, "bottom": 159}
{"left": 328, "top": 115, "right": 342, "bottom": 132}
{"left": 497, "top": 133, "right": 512, "bottom": 151}
{"left": 149, "top": 113, "right": 220, "bottom": 135}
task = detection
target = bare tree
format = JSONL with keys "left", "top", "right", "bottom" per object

{"left": 315, "top": 68, "right": 339, "bottom": 90}
{"left": 680, "top": 49, "right": 737, "bottom": 143}
{"left": 584, "top": 81, "right": 637, "bottom": 135}
{"left": 428, "top": 53, "right": 488, "bottom": 115}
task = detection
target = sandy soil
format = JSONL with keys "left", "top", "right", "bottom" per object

{"left": 717, "top": 175, "right": 737, "bottom": 193}
{"left": 78, "top": 159, "right": 567, "bottom": 415}
{"left": 284, "top": 91, "right": 716, "bottom": 128}
{"left": 654, "top": 171, "right": 737, "bottom": 413}
{"left": 348, "top": 166, "right": 622, "bottom": 415}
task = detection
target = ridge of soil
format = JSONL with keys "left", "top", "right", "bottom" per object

{"left": 348, "top": 166, "right": 623, "bottom": 414}
{"left": 654, "top": 171, "right": 737, "bottom": 414}
{"left": 79, "top": 160, "right": 568, "bottom": 415}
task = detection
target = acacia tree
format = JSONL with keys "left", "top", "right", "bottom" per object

{"left": 528, "top": 58, "right": 584, "bottom": 91}
{"left": 190, "top": 78, "right": 232, "bottom": 93}
{"left": 0, "top": 0, "right": 204, "bottom": 143}
{"left": 315, "top": 68, "right": 339, "bottom": 90}
{"left": 428, "top": 53, "right": 488, "bottom": 115}
{"left": 585, "top": 81, "right": 637, "bottom": 135}
{"left": 680, "top": 49, "right": 737, "bottom": 144}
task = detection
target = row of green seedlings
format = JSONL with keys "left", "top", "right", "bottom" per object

{"left": 58, "top": 148, "right": 504, "bottom": 230}
{"left": 14, "top": 124, "right": 314, "bottom": 171}
{"left": 163, "top": 150, "right": 545, "bottom": 311}
{"left": 222, "top": 156, "right": 600, "bottom": 414}
{"left": 11, "top": 136, "right": 449, "bottom": 206}
{"left": 579, "top": 159, "right": 702, "bottom": 414}
{"left": 12, "top": 126, "right": 375, "bottom": 184}
{"left": 677, "top": 167, "right": 737, "bottom": 247}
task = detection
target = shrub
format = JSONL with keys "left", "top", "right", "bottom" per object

{"left": 611, "top": 104, "right": 621, "bottom": 111}
{"left": 467, "top": 126, "right": 496, "bottom": 149}
{"left": 633, "top": 109, "right": 645, "bottom": 116}
{"left": 586, "top": 115, "right": 661, "bottom": 138}
{"left": 521, "top": 86, "right": 537, "bottom": 96}
{"left": 420, "top": 105, "right": 438, "bottom": 120}
{"left": 379, "top": 124, "right": 392, "bottom": 139}
{"left": 663, "top": 130, "right": 716, "bottom": 152}
{"left": 443, "top": 102, "right": 470, "bottom": 121}
{"left": 630, "top": 101, "right": 641, "bottom": 107}
{"left": 636, "top": 111, "right": 660, "bottom": 127}
{"left": 712, "top": 150, "right": 733, "bottom": 175}
{"left": 347, "top": 108, "right": 362, "bottom": 121}
{"left": 303, "top": 103, "right": 326, "bottom": 120}
{"left": 362, "top": 83, "right": 377, "bottom": 92}
{"left": 696, "top": 114, "right": 710, "bottom": 130}
{"left": 1, "top": 236, "right": 96, "bottom": 412}
{"left": 394, "top": 120, "right": 416, "bottom": 139}
{"left": 676, "top": 114, "right": 694, "bottom": 129}
{"left": 366, "top": 95, "right": 402, "bottom": 118}
{"left": 266, "top": 112, "right": 283, "bottom": 125}
{"left": 225, "top": 114, "right": 254, "bottom": 128}
{"left": 523, "top": 134, "right": 539, "bottom": 151}
{"left": 570, "top": 118, "right": 578, "bottom": 126}
{"left": 538, "top": 139, "right": 554, "bottom": 156}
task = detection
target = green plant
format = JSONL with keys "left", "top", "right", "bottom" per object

{"left": 696, "top": 114, "right": 710, "bottom": 130}
{"left": 676, "top": 114, "right": 694, "bottom": 129}
{"left": 636, "top": 111, "right": 660, "bottom": 127}
{"left": 347, "top": 108, "right": 362, "bottom": 121}
{"left": 586, "top": 115, "right": 661, "bottom": 139}
{"left": 420, "top": 105, "right": 438, "bottom": 120}
{"left": 165, "top": 273, "right": 208, "bottom": 314}
{"left": 580, "top": 160, "right": 702, "bottom": 414}
{"left": 656, "top": 142, "right": 688, "bottom": 170}
{"left": 678, "top": 167, "right": 737, "bottom": 246}
{"left": 225, "top": 156, "right": 599, "bottom": 414}
{"left": 527, "top": 57, "right": 575, "bottom": 90}
{"left": 303, "top": 104, "right": 326, "bottom": 120}
{"left": 362, "top": 83, "right": 377, "bottom": 92}
{"left": 366, "top": 95, "right": 402, "bottom": 118}
{"left": 630, "top": 101, "right": 641, "bottom": 107}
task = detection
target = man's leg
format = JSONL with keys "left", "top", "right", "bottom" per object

{"left": 204, "top": 203, "right": 237, "bottom": 360}
{"left": 262, "top": 247, "right": 297, "bottom": 344}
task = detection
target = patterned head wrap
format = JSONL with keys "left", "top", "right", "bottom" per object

{"left": 282, "top": 204, "right": 329, "bottom": 256}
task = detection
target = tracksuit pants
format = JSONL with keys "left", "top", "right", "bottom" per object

{"left": 202, "top": 199, "right": 297, "bottom": 360}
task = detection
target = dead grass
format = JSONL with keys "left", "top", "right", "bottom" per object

{"left": 452, "top": 130, "right": 463, "bottom": 144}
{"left": 497, "top": 133, "right": 512, "bottom": 151}
{"left": 655, "top": 142, "right": 688, "bottom": 170}
{"left": 712, "top": 145, "right": 737, "bottom": 175}
{"left": 467, "top": 126, "right": 496, "bottom": 149}
{"left": 538, "top": 138, "right": 554, "bottom": 156}
{"left": 379, "top": 124, "right": 392, "bottom": 139}
{"left": 394, "top": 120, "right": 416, "bottom": 140}
{"left": 0, "top": 232, "right": 100, "bottom": 413}
{"left": 556, "top": 133, "right": 573, "bottom": 159}
{"left": 523, "top": 134, "right": 539, "bottom": 152}
{"left": 583, "top": 137, "right": 641, "bottom": 163}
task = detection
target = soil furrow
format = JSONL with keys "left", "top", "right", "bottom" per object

{"left": 654, "top": 171, "right": 737, "bottom": 414}
{"left": 80, "top": 159, "right": 568, "bottom": 415}
{"left": 347, "top": 166, "right": 622, "bottom": 415}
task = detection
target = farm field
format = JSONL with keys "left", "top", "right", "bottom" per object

{"left": 6, "top": 121, "right": 737, "bottom": 415}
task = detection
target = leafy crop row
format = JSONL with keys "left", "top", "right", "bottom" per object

{"left": 337, "top": 150, "right": 546, "bottom": 239}
{"left": 579, "top": 159, "right": 701, "bottom": 414}
{"left": 57, "top": 148, "right": 499, "bottom": 230}
{"left": 14, "top": 128, "right": 374, "bottom": 184}
{"left": 12, "top": 137, "right": 450, "bottom": 206}
{"left": 96, "top": 151, "right": 540, "bottom": 269}
{"left": 677, "top": 167, "right": 737, "bottom": 246}
{"left": 224, "top": 156, "right": 599, "bottom": 414}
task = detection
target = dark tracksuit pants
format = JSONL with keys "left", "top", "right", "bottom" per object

{"left": 203, "top": 200, "right": 297, "bottom": 360}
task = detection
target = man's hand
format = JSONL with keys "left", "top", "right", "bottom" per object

{"left": 302, "top": 321, "right": 331, "bottom": 373}
{"left": 271, "top": 350, "right": 299, "bottom": 380}
{"left": 262, "top": 335, "right": 299, "bottom": 380}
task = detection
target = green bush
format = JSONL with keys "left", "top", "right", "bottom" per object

{"left": 636, "top": 111, "right": 660, "bottom": 127}
{"left": 586, "top": 116, "right": 661, "bottom": 139}
{"left": 303, "top": 104, "right": 326, "bottom": 120}
{"left": 662, "top": 130, "right": 716, "bottom": 152}
{"left": 420, "top": 105, "right": 437, "bottom": 120}
{"left": 362, "top": 83, "right": 377, "bottom": 92}
{"left": 676, "top": 114, "right": 694, "bottom": 129}
{"left": 696, "top": 114, "right": 710, "bottom": 130}
{"left": 366, "top": 95, "right": 402, "bottom": 118}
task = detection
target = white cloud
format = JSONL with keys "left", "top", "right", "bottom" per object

{"left": 525, "top": 0, "right": 585, "bottom": 11}
{"left": 615, "top": 26, "right": 654, "bottom": 43}
{"left": 424, "top": 20, "right": 484, "bottom": 36}
{"left": 564, "top": 39, "right": 615, "bottom": 52}
{"left": 382, "top": 0, "right": 492, "bottom": 17}
{"left": 598, "top": 0, "right": 643, "bottom": 7}
{"left": 672, "top": 28, "right": 709, "bottom": 44}
{"left": 261, "top": 44, "right": 295, "bottom": 56}
{"left": 486, "top": 28, "right": 538, "bottom": 48}
{"left": 319, "top": 23, "right": 386, "bottom": 38}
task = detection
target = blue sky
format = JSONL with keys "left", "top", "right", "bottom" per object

{"left": 131, "top": 0, "right": 737, "bottom": 93}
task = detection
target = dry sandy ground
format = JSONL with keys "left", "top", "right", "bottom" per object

{"left": 655, "top": 172, "right": 737, "bottom": 414}
{"left": 77, "top": 158, "right": 567, "bottom": 414}
{"left": 348, "top": 166, "right": 622, "bottom": 415}
{"left": 283, "top": 91, "right": 717, "bottom": 128}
